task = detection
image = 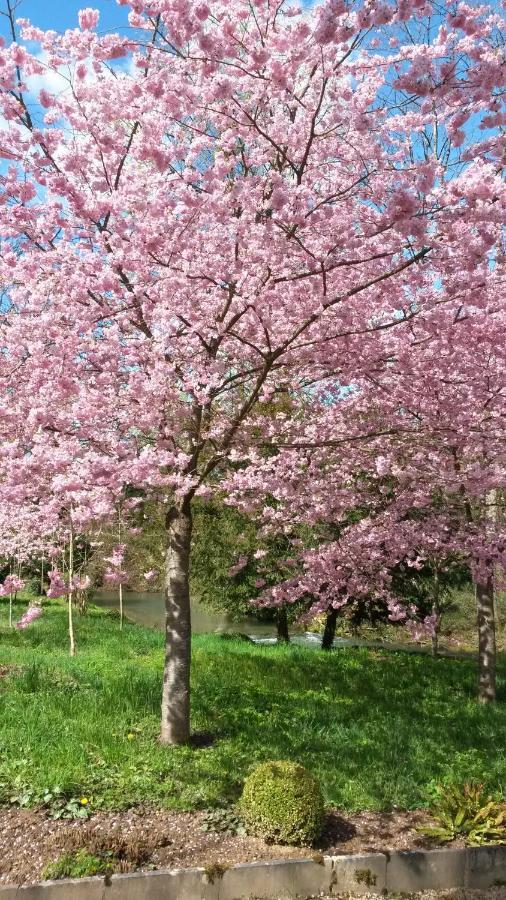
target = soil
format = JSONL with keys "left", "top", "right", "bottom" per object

{"left": 0, "top": 806, "right": 447, "bottom": 886}
{"left": 315, "top": 893, "right": 506, "bottom": 900}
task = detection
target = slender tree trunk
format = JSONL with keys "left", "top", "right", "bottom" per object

{"left": 276, "top": 607, "right": 290, "bottom": 643}
{"left": 13, "top": 557, "right": 19, "bottom": 602}
{"left": 8, "top": 559, "right": 13, "bottom": 628}
{"left": 160, "top": 498, "right": 192, "bottom": 746}
{"left": 475, "top": 572, "right": 496, "bottom": 703}
{"left": 68, "top": 528, "right": 76, "bottom": 657}
{"left": 431, "top": 564, "right": 441, "bottom": 658}
{"left": 40, "top": 557, "right": 44, "bottom": 597}
{"left": 118, "top": 506, "right": 123, "bottom": 630}
{"left": 119, "top": 582, "right": 123, "bottom": 630}
{"left": 321, "top": 607, "right": 338, "bottom": 650}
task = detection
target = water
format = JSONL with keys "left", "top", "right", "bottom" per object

{"left": 95, "top": 589, "right": 279, "bottom": 638}
{"left": 94, "top": 589, "right": 468, "bottom": 656}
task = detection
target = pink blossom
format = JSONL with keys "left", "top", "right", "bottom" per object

{"left": 47, "top": 570, "right": 67, "bottom": 599}
{"left": 78, "top": 8, "right": 99, "bottom": 30}
{"left": 16, "top": 605, "right": 43, "bottom": 629}
{"left": 0, "top": 574, "right": 25, "bottom": 594}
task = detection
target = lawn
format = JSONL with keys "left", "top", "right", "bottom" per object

{"left": 0, "top": 599, "right": 504, "bottom": 816}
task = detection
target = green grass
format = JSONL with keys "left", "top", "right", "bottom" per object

{"left": 42, "top": 851, "right": 112, "bottom": 881}
{"left": 0, "top": 599, "right": 504, "bottom": 815}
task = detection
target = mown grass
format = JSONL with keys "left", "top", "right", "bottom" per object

{"left": 0, "top": 599, "right": 504, "bottom": 815}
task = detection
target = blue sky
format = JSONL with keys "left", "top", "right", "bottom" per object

{"left": 0, "top": 0, "right": 131, "bottom": 39}
{"left": 1, "top": 0, "right": 501, "bottom": 40}
{"left": 0, "top": 0, "right": 316, "bottom": 40}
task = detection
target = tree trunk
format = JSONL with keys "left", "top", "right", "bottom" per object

{"left": 118, "top": 507, "right": 123, "bottom": 629}
{"left": 431, "top": 564, "right": 441, "bottom": 658}
{"left": 276, "top": 607, "right": 290, "bottom": 643}
{"left": 68, "top": 527, "right": 76, "bottom": 657}
{"left": 475, "top": 573, "right": 496, "bottom": 703}
{"left": 322, "top": 607, "right": 338, "bottom": 650}
{"left": 160, "top": 499, "right": 192, "bottom": 745}
{"left": 119, "top": 583, "right": 123, "bottom": 630}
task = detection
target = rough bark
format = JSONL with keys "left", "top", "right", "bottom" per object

{"left": 276, "top": 607, "right": 290, "bottom": 643}
{"left": 321, "top": 607, "right": 338, "bottom": 650}
{"left": 161, "top": 498, "right": 193, "bottom": 745}
{"left": 475, "top": 573, "right": 496, "bottom": 703}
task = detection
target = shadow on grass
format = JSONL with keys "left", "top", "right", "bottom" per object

{"left": 190, "top": 641, "right": 506, "bottom": 809}
{"left": 1, "top": 609, "right": 504, "bottom": 813}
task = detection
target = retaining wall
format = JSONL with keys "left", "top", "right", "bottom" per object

{"left": 0, "top": 845, "right": 505, "bottom": 899}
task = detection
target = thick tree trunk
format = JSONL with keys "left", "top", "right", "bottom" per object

{"left": 475, "top": 573, "right": 496, "bottom": 703}
{"left": 276, "top": 607, "right": 290, "bottom": 643}
{"left": 160, "top": 499, "right": 192, "bottom": 745}
{"left": 322, "top": 607, "right": 338, "bottom": 651}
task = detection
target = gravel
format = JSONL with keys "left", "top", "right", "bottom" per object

{"left": 0, "top": 806, "right": 437, "bottom": 885}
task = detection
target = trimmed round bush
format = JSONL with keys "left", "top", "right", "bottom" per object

{"left": 240, "top": 760, "right": 324, "bottom": 845}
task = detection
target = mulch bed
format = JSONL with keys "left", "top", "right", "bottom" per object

{"left": 0, "top": 806, "right": 442, "bottom": 885}
{"left": 317, "top": 892, "right": 506, "bottom": 900}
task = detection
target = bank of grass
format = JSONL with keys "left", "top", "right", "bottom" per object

{"left": 0, "top": 599, "right": 504, "bottom": 816}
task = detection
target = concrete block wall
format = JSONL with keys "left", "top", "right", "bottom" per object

{"left": 1, "top": 845, "right": 505, "bottom": 899}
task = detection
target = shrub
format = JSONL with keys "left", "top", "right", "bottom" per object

{"left": 240, "top": 760, "right": 324, "bottom": 845}
{"left": 421, "top": 782, "right": 506, "bottom": 845}
{"left": 42, "top": 850, "right": 112, "bottom": 881}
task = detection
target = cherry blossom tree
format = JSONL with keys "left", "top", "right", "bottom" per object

{"left": 233, "top": 262, "right": 505, "bottom": 700}
{"left": 0, "top": 0, "right": 504, "bottom": 741}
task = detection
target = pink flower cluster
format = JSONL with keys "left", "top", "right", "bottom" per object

{"left": 46, "top": 570, "right": 68, "bottom": 599}
{"left": 0, "top": 574, "right": 25, "bottom": 595}
{"left": 16, "top": 605, "right": 43, "bottom": 629}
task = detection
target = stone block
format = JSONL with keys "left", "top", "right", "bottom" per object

{"left": 0, "top": 877, "right": 106, "bottom": 900}
{"left": 108, "top": 867, "right": 222, "bottom": 900}
{"left": 219, "top": 857, "right": 328, "bottom": 899}
{"left": 465, "top": 845, "right": 506, "bottom": 889}
{"left": 386, "top": 848, "right": 466, "bottom": 892}
{"left": 326, "top": 853, "right": 387, "bottom": 894}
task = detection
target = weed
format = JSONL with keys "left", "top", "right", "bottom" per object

{"left": 204, "top": 862, "right": 229, "bottom": 884}
{"left": 63, "top": 824, "right": 169, "bottom": 865}
{"left": 201, "top": 806, "right": 246, "bottom": 835}
{"left": 421, "top": 782, "right": 506, "bottom": 845}
{"left": 42, "top": 850, "right": 112, "bottom": 880}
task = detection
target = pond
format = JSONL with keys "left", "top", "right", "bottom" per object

{"left": 95, "top": 589, "right": 279, "bottom": 638}
{"left": 94, "top": 589, "right": 457, "bottom": 655}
